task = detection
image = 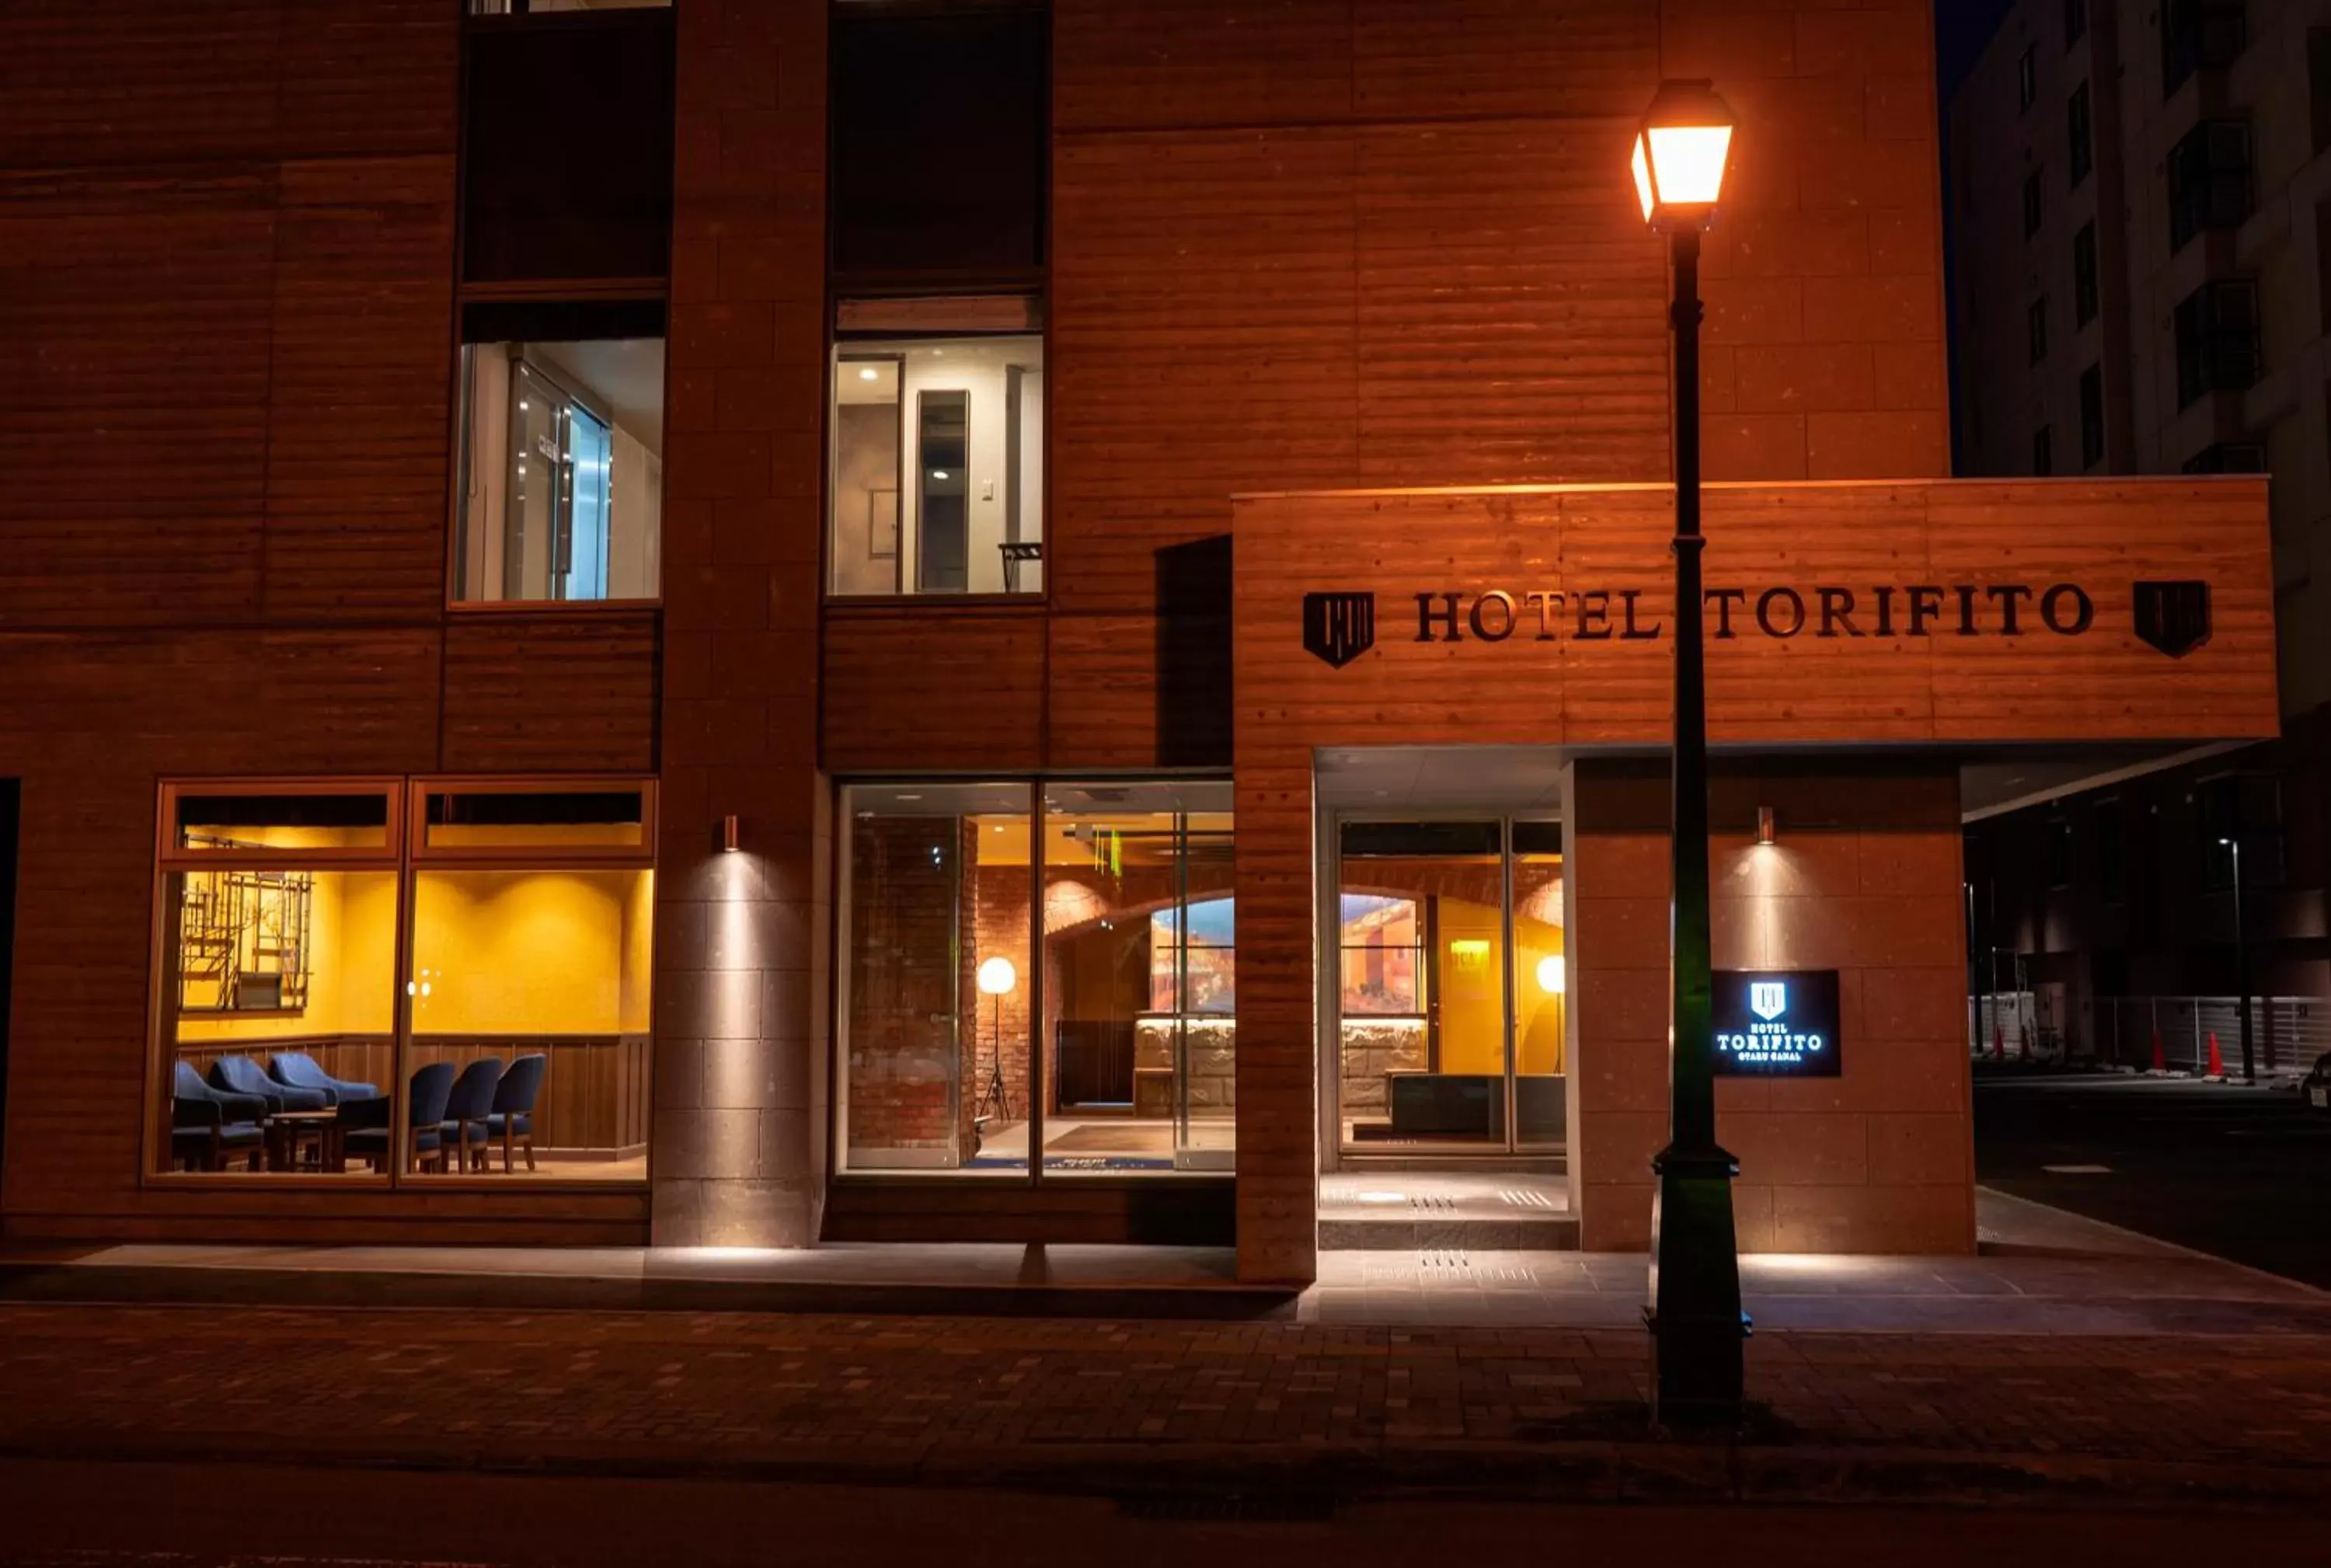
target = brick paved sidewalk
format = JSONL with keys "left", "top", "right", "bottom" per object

{"left": 3, "top": 1302, "right": 2328, "bottom": 1507}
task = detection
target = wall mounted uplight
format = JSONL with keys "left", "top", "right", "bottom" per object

{"left": 1757, "top": 805, "right": 1777, "bottom": 846}
{"left": 721, "top": 814, "right": 740, "bottom": 853}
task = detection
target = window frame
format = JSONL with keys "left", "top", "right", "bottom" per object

{"left": 2067, "top": 81, "right": 2094, "bottom": 188}
{"left": 829, "top": 773, "right": 1236, "bottom": 1187}
{"left": 2072, "top": 221, "right": 2100, "bottom": 325}
{"left": 444, "top": 305, "right": 671, "bottom": 616}
{"left": 145, "top": 775, "right": 656, "bottom": 1193}
{"left": 2028, "top": 295, "right": 2050, "bottom": 364}
{"left": 2022, "top": 168, "right": 2045, "bottom": 239}
{"left": 824, "top": 296, "right": 1050, "bottom": 607}
{"left": 409, "top": 775, "right": 660, "bottom": 867}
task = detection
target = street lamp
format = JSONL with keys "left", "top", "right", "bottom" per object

{"left": 1634, "top": 78, "right": 1747, "bottom": 1430}
{"left": 2218, "top": 838, "right": 2256, "bottom": 1084}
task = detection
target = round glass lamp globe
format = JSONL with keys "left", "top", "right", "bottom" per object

{"left": 977, "top": 956, "right": 1019, "bottom": 996}
{"left": 1535, "top": 955, "right": 1566, "bottom": 995}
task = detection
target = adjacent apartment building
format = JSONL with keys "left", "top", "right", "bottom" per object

{"left": 1949, "top": 0, "right": 2331, "bottom": 1046}
{"left": 0, "top": 0, "right": 2275, "bottom": 1283}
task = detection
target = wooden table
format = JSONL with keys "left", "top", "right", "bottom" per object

{"left": 264, "top": 1109, "right": 346, "bottom": 1174}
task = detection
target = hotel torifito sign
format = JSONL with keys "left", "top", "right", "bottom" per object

{"left": 1301, "top": 580, "right": 2215, "bottom": 668}
{"left": 1711, "top": 970, "right": 1842, "bottom": 1078}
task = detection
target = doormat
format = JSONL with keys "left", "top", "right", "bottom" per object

{"left": 1046, "top": 1123, "right": 1174, "bottom": 1155}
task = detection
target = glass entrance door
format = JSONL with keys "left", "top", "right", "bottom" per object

{"left": 1332, "top": 817, "right": 1566, "bottom": 1157}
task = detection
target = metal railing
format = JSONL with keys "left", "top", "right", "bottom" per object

{"left": 1970, "top": 991, "right": 2328, "bottom": 1081}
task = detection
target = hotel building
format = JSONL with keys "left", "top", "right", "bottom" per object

{"left": 0, "top": 0, "right": 2276, "bottom": 1283}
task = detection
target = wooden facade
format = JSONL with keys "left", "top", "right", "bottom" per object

{"left": 0, "top": 0, "right": 2281, "bottom": 1274}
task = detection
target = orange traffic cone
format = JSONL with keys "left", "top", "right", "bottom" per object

{"left": 2207, "top": 1032, "right": 2226, "bottom": 1078}
{"left": 2151, "top": 1031, "right": 2166, "bottom": 1072}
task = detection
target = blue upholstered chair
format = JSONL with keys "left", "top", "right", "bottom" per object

{"left": 210, "top": 1054, "right": 329, "bottom": 1114}
{"left": 269, "top": 1051, "right": 379, "bottom": 1107}
{"left": 345, "top": 1061, "right": 454, "bottom": 1174}
{"left": 486, "top": 1053, "right": 547, "bottom": 1173}
{"left": 440, "top": 1058, "right": 504, "bottom": 1174}
{"left": 169, "top": 1060, "right": 267, "bottom": 1172}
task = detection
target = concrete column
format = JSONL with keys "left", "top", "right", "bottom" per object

{"left": 650, "top": 0, "right": 830, "bottom": 1247}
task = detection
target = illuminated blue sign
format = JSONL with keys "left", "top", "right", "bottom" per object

{"left": 1712, "top": 969, "right": 1842, "bottom": 1078}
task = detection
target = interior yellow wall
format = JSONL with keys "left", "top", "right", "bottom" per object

{"left": 1434, "top": 897, "right": 1505, "bottom": 1075}
{"left": 410, "top": 869, "right": 652, "bottom": 1036}
{"left": 1514, "top": 912, "right": 1565, "bottom": 1075}
{"left": 175, "top": 869, "right": 396, "bottom": 1043}
{"left": 619, "top": 868, "right": 655, "bottom": 1032}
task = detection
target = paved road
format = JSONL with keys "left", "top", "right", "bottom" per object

{"left": 1974, "top": 1071, "right": 2331, "bottom": 1288}
{"left": 3, "top": 1460, "right": 2326, "bottom": 1567}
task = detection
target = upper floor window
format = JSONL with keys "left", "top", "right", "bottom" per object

{"left": 2023, "top": 169, "right": 2044, "bottom": 238}
{"left": 455, "top": 302, "right": 664, "bottom": 605}
{"left": 471, "top": 1, "right": 667, "bottom": 10}
{"left": 2079, "top": 364, "right": 2106, "bottom": 467}
{"left": 2019, "top": 46, "right": 2039, "bottom": 111}
{"left": 829, "top": 298, "right": 1043, "bottom": 598}
{"left": 2067, "top": 82, "right": 2093, "bottom": 187}
{"left": 2029, "top": 296, "right": 2050, "bottom": 364}
{"left": 2073, "top": 221, "right": 2100, "bottom": 325}
{"left": 831, "top": 3, "right": 1047, "bottom": 285}
{"left": 461, "top": 5, "right": 674, "bottom": 286}
{"left": 2183, "top": 441, "right": 2267, "bottom": 473}
{"left": 2174, "top": 280, "right": 2261, "bottom": 407}
{"left": 2033, "top": 424, "right": 2054, "bottom": 476}
{"left": 2164, "top": 0, "right": 2247, "bottom": 96}
{"left": 2065, "top": 0, "right": 2088, "bottom": 47}
{"left": 2168, "top": 121, "right": 2254, "bottom": 252}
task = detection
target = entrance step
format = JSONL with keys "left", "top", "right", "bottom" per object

{"left": 1319, "top": 1172, "right": 1578, "bottom": 1252}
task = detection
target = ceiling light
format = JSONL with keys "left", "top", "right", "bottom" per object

{"left": 858, "top": 367, "right": 878, "bottom": 382}
{"left": 932, "top": 469, "right": 949, "bottom": 480}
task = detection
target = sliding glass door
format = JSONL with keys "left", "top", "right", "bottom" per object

{"left": 1331, "top": 817, "right": 1565, "bottom": 1157}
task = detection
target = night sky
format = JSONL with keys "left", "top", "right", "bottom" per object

{"left": 1935, "top": 0, "right": 2019, "bottom": 99}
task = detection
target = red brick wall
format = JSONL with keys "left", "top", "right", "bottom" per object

{"left": 845, "top": 817, "right": 959, "bottom": 1158}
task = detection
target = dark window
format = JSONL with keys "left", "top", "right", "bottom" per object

{"left": 2066, "top": 0, "right": 2089, "bottom": 46}
{"left": 2175, "top": 280, "right": 2262, "bottom": 407}
{"left": 831, "top": 5, "right": 1047, "bottom": 281}
{"left": 2029, "top": 296, "right": 2050, "bottom": 364}
{"left": 2312, "top": 29, "right": 2331, "bottom": 154}
{"left": 2023, "top": 169, "right": 2044, "bottom": 238}
{"left": 2198, "top": 772, "right": 2284, "bottom": 888}
{"left": 2164, "top": 0, "right": 2248, "bottom": 96}
{"left": 2095, "top": 798, "right": 2124, "bottom": 904}
{"left": 2183, "top": 441, "right": 2267, "bottom": 472}
{"left": 2079, "top": 364, "right": 2106, "bottom": 466}
{"left": 2045, "top": 815, "right": 2074, "bottom": 890}
{"left": 2019, "top": 46, "right": 2040, "bottom": 110}
{"left": 2033, "top": 425, "right": 2054, "bottom": 476}
{"left": 2073, "top": 221, "right": 2100, "bottom": 325}
{"left": 2169, "top": 121, "right": 2255, "bottom": 252}
{"left": 2068, "top": 82, "right": 2093, "bottom": 186}
{"left": 461, "top": 10, "right": 675, "bottom": 285}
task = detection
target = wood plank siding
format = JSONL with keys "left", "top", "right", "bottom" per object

{"left": 0, "top": 1, "right": 660, "bottom": 1245}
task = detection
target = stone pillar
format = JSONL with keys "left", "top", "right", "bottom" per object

{"left": 650, "top": 0, "right": 830, "bottom": 1247}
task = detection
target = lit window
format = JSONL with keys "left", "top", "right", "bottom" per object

{"left": 457, "top": 315, "right": 663, "bottom": 604}
{"left": 830, "top": 306, "right": 1044, "bottom": 597}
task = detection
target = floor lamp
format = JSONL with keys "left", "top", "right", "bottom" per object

{"left": 976, "top": 956, "right": 1017, "bottom": 1124}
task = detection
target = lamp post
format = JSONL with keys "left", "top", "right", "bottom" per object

{"left": 1632, "top": 78, "right": 1747, "bottom": 1429}
{"left": 2219, "top": 837, "right": 2255, "bottom": 1084}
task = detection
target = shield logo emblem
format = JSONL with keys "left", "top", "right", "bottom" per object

{"left": 1750, "top": 981, "right": 1787, "bottom": 1021}
{"left": 1302, "top": 591, "right": 1375, "bottom": 669}
{"left": 2132, "top": 580, "right": 2211, "bottom": 659}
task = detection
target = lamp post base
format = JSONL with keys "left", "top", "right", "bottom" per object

{"left": 1646, "top": 1144, "right": 1749, "bottom": 1430}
